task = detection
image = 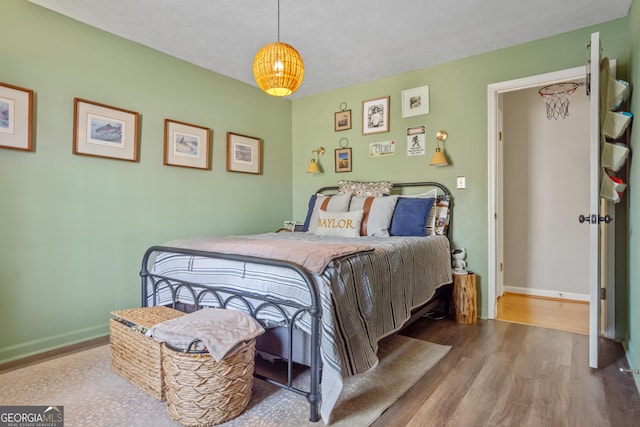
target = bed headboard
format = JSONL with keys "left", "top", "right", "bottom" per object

{"left": 316, "top": 181, "right": 451, "bottom": 197}
{"left": 314, "top": 181, "right": 452, "bottom": 239}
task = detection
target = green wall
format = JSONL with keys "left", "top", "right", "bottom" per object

{"left": 0, "top": 1, "right": 293, "bottom": 362}
{"left": 291, "top": 21, "right": 632, "bottom": 318}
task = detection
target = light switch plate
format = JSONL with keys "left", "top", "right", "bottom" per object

{"left": 457, "top": 176, "right": 466, "bottom": 189}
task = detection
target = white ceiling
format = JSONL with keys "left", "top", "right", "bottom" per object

{"left": 28, "top": 0, "right": 631, "bottom": 99}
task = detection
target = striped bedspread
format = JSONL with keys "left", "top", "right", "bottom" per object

{"left": 147, "top": 232, "right": 452, "bottom": 422}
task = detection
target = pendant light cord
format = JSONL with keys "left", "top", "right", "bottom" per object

{"left": 277, "top": 0, "right": 280, "bottom": 42}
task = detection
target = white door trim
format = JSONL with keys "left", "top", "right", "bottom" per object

{"left": 487, "top": 65, "right": 586, "bottom": 319}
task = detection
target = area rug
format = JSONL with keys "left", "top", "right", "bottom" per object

{"left": 0, "top": 334, "right": 449, "bottom": 426}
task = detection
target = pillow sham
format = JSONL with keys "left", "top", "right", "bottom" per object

{"left": 389, "top": 197, "right": 436, "bottom": 236}
{"left": 304, "top": 193, "right": 352, "bottom": 234}
{"left": 349, "top": 195, "right": 398, "bottom": 236}
{"left": 337, "top": 180, "right": 393, "bottom": 197}
{"left": 315, "top": 210, "right": 363, "bottom": 238}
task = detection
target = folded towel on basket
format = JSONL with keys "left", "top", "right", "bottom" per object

{"left": 149, "top": 308, "right": 265, "bottom": 361}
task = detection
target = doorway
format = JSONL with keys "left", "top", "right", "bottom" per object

{"left": 487, "top": 65, "right": 592, "bottom": 319}
{"left": 488, "top": 64, "right": 617, "bottom": 338}
{"left": 497, "top": 78, "right": 590, "bottom": 334}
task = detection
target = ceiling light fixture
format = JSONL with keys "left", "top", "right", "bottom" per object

{"left": 253, "top": 0, "right": 304, "bottom": 97}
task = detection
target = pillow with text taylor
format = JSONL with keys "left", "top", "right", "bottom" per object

{"left": 315, "top": 209, "right": 363, "bottom": 238}
{"left": 304, "top": 193, "right": 352, "bottom": 234}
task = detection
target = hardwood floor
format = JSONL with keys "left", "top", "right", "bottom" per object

{"left": 496, "top": 292, "right": 590, "bottom": 335}
{"left": 374, "top": 317, "right": 640, "bottom": 427}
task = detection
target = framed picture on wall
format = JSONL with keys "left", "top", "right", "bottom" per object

{"left": 164, "top": 119, "right": 211, "bottom": 170}
{"left": 334, "top": 109, "right": 352, "bottom": 131}
{"left": 0, "top": 82, "right": 34, "bottom": 152}
{"left": 362, "top": 96, "right": 390, "bottom": 135}
{"left": 73, "top": 98, "right": 139, "bottom": 161}
{"left": 401, "top": 85, "right": 429, "bottom": 118}
{"left": 335, "top": 147, "right": 352, "bottom": 173}
{"left": 226, "top": 132, "right": 262, "bottom": 174}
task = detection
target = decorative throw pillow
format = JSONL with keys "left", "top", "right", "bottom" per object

{"left": 315, "top": 210, "right": 363, "bottom": 238}
{"left": 400, "top": 189, "right": 438, "bottom": 235}
{"left": 433, "top": 197, "right": 451, "bottom": 235}
{"left": 349, "top": 195, "right": 398, "bottom": 236}
{"left": 305, "top": 193, "right": 352, "bottom": 234}
{"left": 389, "top": 197, "right": 436, "bottom": 236}
{"left": 337, "top": 180, "right": 393, "bottom": 197}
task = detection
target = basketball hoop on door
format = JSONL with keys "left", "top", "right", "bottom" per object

{"left": 538, "top": 82, "right": 579, "bottom": 120}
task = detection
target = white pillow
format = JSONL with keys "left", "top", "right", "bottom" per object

{"left": 307, "top": 193, "right": 352, "bottom": 234}
{"left": 349, "top": 195, "right": 398, "bottom": 236}
{"left": 315, "top": 210, "right": 363, "bottom": 238}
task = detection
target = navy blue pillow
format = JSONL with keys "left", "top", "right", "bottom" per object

{"left": 301, "top": 194, "right": 318, "bottom": 232}
{"left": 389, "top": 197, "right": 436, "bottom": 236}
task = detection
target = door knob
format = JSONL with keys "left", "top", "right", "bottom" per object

{"left": 599, "top": 215, "right": 613, "bottom": 224}
{"left": 578, "top": 214, "right": 592, "bottom": 224}
{"left": 578, "top": 214, "right": 613, "bottom": 224}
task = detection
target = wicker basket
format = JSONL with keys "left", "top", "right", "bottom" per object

{"left": 110, "top": 306, "right": 185, "bottom": 400}
{"left": 163, "top": 339, "right": 256, "bottom": 427}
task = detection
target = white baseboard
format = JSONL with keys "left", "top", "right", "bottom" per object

{"left": 503, "top": 286, "right": 589, "bottom": 302}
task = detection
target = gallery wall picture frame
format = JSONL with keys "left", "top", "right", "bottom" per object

{"left": 362, "top": 96, "right": 390, "bottom": 135}
{"left": 73, "top": 98, "right": 139, "bottom": 162}
{"left": 0, "top": 82, "right": 34, "bottom": 152}
{"left": 226, "top": 131, "right": 262, "bottom": 174}
{"left": 401, "top": 85, "right": 429, "bottom": 118}
{"left": 335, "top": 147, "right": 352, "bottom": 173}
{"left": 334, "top": 109, "right": 352, "bottom": 131}
{"left": 164, "top": 119, "right": 211, "bottom": 170}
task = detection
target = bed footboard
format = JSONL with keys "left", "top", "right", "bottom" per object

{"left": 140, "top": 245, "right": 322, "bottom": 423}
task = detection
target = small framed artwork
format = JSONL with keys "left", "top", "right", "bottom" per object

{"left": 401, "top": 85, "right": 429, "bottom": 118}
{"left": 334, "top": 109, "right": 352, "bottom": 131}
{"left": 362, "top": 96, "right": 390, "bottom": 135}
{"left": 0, "top": 82, "right": 34, "bottom": 152}
{"left": 335, "top": 147, "right": 352, "bottom": 173}
{"left": 164, "top": 119, "right": 211, "bottom": 170}
{"left": 226, "top": 132, "right": 262, "bottom": 174}
{"left": 73, "top": 98, "right": 139, "bottom": 161}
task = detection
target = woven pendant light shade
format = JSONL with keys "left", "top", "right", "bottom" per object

{"left": 253, "top": 42, "right": 304, "bottom": 97}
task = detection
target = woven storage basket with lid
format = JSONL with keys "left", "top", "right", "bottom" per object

{"left": 110, "top": 306, "right": 185, "bottom": 400}
{"left": 163, "top": 339, "right": 256, "bottom": 426}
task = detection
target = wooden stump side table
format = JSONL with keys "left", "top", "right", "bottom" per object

{"left": 452, "top": 272, "right": 477, "bottom": 324}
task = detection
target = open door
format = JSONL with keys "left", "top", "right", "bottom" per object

{"left": 586, "top": 31, "right": 604, "bottom": 369}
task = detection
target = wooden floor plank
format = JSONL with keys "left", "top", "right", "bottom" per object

{"left": 373, "top": 317, "right": 640, "bottom": 427}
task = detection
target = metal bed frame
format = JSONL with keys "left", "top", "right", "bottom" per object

{"left": 139, "top": 181, "right": 451, "bottom": 423}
